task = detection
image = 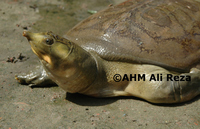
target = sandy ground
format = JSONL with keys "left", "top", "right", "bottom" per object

{"left": 0, "top": 0, "right": 200, "bottom": 128}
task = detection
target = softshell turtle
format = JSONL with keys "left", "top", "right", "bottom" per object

{"left": 16, "top": 0, "right": 200, "bottom": 103}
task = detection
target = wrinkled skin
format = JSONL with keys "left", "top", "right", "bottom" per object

{"left": 16, "top": 0, "right": 200, "bottom": 104}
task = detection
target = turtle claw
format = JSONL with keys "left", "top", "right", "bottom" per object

{"left": 15, "top": 74, "right": 31, "bottom": 85}
{"left": 15, "top": 65, "right": 57, "bottom": 86}
{"left": 15, "top": 73, "right": 38, "bottom": 86}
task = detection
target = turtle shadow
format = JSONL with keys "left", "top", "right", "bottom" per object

{"left": 20, "top": 83, "right": 58, "bottom": 88}
{"left": 65, "top": 92, "right": 200, "bottom": 107}
{"left": 65, "top": 92, "right": 119, "bottom": 106}
{"left": 66, "top": 93, "right": 148, "bottom": 106}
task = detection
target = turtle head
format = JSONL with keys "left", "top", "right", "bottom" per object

{"left": 23, "top": 30, "right": 72, "bottom": 65}
{"left": 23, "top": 30, "right": 98, "bottom": 93}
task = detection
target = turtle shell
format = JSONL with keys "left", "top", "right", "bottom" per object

{"left": 65, "top": 0, "right": 200, "bottom": 72}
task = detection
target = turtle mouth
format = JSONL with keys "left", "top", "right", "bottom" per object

{"left": 31, "top": 46, "right": 52, "bottom": 64}
{"left": 30, "top": 46, "right": 39, "bottom": 56}
{"left": 31, "top": 47, "right": 52, "bottom": 64}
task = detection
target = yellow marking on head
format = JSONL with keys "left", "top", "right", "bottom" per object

{"left": 31, "top": 47, "right": 52, "bottom": 64}
{"left": 42, "top": 55, "right": 52, "bottom": 64}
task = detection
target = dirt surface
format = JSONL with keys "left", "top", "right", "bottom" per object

{"left": 0, "top": 0, "right": 200, "bottom": 128}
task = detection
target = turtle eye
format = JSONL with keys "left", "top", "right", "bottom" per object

{"left": 45, "top": 38, "right": 54, "bottom": 45}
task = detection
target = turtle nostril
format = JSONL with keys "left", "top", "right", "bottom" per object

{"left": 22, "top": 30, "right": 27, "bottom": 37}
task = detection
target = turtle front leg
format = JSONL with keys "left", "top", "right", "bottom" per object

{"left": 15, "top": 65, "right": 56, "bottom": 86}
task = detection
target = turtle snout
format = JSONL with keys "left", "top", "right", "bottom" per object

{"left": 23, "top": 30, "right": 32, "bottom": 41}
